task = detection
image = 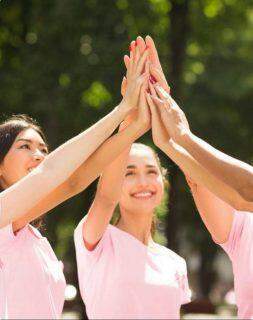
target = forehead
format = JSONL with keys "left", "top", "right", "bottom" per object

{"left": 127, "top": 147, "right": 158, "bottom": 168}
{"left": 15, "top": 128, "right": 45, "bottom": 144}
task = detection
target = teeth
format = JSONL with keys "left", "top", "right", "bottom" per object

{"left": 132, "top": 191, "right": 153, "bottom": 198}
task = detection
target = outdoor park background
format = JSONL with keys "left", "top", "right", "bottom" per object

{"left": 1, "top": 0, "right": 253, "bottom": 318}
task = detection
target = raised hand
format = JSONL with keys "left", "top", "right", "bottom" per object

{"left": 148, "top": 83, "right": 190, "bottom": 146}
{"left": 146, "top": 83, "right": 170, "bottom": 150}
{"left": 119, "top": 42, "right": 149, "bottom": 116}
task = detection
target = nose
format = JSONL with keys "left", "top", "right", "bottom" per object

{"left": 137, "top": 174, "right": 149, "bottom": 187}
{"left": 33, "top": 149, "right": 45, "bottom": 162}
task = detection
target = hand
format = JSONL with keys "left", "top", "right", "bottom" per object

{"left": 120, "top": 60, "right": 151, "bottom": 134}
{"left": 149, "top": 83, "right": 191, "bottom": 145}
{"left": 146, "top": 85, "right": 170, "bottom": 150}
{"left": 119, "top": 43, "right": 149, "bottom": 116}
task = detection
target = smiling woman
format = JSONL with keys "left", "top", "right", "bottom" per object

{"left": 0, "top": 115, "right": 47, "bottom": 229}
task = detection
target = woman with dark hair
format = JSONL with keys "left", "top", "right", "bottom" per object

{"left": 0, "top": 45, "right": 149, "bottom": 319}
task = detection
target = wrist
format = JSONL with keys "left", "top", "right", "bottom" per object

{"left": 176, "top": 130, "right": 192, "bottom": 148}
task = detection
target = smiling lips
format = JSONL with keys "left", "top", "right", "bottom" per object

{"left": 131, "top": 191, "right": 156, "bottom": 199}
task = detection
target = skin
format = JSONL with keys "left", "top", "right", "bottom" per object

{"left": 82, "top": 41, "right": 164, "bottom": 249}
{"left": 83, "top": 144, "right": 164, "bottom": 250}
{"left": 144, "top": 39, "right": 253, "bottom": 208}
{"left": 0, "top": 39, "right": 150, "bottom": 232}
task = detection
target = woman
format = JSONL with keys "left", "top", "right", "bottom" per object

{"left": 0, "top": 43, "right": 149, "bottom": 318}
{"left": 144, "top": 42, "right": 253, "bottom": 318}
{"left": 74, "top": 59, "right": 191, "bottom": 318}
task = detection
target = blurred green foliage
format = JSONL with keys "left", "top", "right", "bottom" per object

{"left": 1, "top": 0, "right": 253, "bottom": 315}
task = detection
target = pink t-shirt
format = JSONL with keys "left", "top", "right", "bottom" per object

{"left": 0, "top": 223, "right": 66, "bottom": 319}
{"left": 74, "top": 217, "right": 191, "bottom": 319}
{"left": 219, "top": 211, "right": 253, "bottom": 319}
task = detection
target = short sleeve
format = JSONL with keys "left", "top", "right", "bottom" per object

{"left": 179, "top": 260, "right": 191, "bottom": 305}
{"left": 0, "top": 224, "right": 16, "bottom": 250}
{"left": 219, "top": 211, "right": 248, "bottom": 259}
{"left": 74, "top": 216, "right": 110, "bottom": 297}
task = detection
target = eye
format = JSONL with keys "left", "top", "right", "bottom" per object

{"left": 41, "top": 148, "right": 48, "bottom": 155}
{"left": 147, "top": 170, "right": 158, "bottom": 175}
{"left": 20, "top": 144, "right": 30, "bottom": 150}
{"left": 125, "top": 171, "right": 135, "bottom": 177}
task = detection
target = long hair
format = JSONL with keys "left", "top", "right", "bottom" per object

{"left": 0, "top": 114, "right": 48, "bottom": 229}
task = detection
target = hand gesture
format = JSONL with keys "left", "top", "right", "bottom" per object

{"left": 119, "top": 42, "right": 149, "bottom": 116}
{"left": 148, "top": 83, "right": 190, "bottom": 145}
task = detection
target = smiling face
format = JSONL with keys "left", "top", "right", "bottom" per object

{"left": 0, "top": 128, "right": 48, "bottom": 189}
{"left": 119, "top": 144, "right": 164, "bottom": 215}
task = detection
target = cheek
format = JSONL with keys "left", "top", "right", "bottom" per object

{"left": 154, "top": 178, "right": 164, "bottom": 202}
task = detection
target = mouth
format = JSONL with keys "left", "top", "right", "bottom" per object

{"left": 131, "top": 191, "right": 156, "bottom": 199}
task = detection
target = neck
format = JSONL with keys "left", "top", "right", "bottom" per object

{"left": 116, "top": 208, "right": 154, "bottom": 245}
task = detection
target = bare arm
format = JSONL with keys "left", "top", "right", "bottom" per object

{"left": 11, "top": 43, "right": 150, "bottom": 230}
{"left": 13, "top": 114, "right": 148, "bottom": 231}
{"left": 141, "top": 35, "right": 253, "bottom": 211}
{"left": 179, "top": 133, "right": 253, "bottom": 203}
{"left": 147, "top": 89, "right": 253, "bottom": 213}
{"left": 0, "top": 48, "right": 151, "bottom": 230}
{"left": 186, "top": 178, "right": 234, "bottom": 243}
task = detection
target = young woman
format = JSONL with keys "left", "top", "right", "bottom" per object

{"left": 125, "top": 35, "right": 253, "bottom": 212}
{"left": 74, "top": 59, "right": 191, "bottom": 318}
{"left": 144, "top": 39, "right": 253, "bottom": 319}
{"left": 0, "top": 44, "right": 149, "bottom": 318}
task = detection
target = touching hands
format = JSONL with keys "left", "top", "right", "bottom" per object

{"left": 119, "top": 41, "right": 149, "bottom": 118}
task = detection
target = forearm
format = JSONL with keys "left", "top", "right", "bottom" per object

{"left": 83, "top": 134, "right": 132, "bottom": 249}
{"left": 12, "top": 121, "right": 143, "bottom": 230}
{"left": 160, "top": 139, "right": 252, "bottom": 211}
{"left": 70, "top": 120, "right": 143, "bottom": 194}
{"left": 180, "top": 132, "right": 253, "bottom": 202}
{"left": 0, "top": 104, "right": 126, "bottom": 228}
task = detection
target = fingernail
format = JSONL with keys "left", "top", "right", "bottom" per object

{"left": 150, "top": 75, "right": 157, "bottom": 83}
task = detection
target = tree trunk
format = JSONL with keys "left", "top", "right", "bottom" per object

{"left": 166, "top": 0, "right": 190, "bottom": 251}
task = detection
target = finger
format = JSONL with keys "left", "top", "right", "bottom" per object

{"left": 134, "top": 44, "right": 141, "bottom": 67}
{"left": 127, "top": 50, "right": 134, "bottom": 78}
{"left": 121, "top": 76, "right": 127, "bottom": 96}
{"left": 136, "top": 36, "right": 146, "bottom": 55}
{"left": 154, "top": 84, "right": 171, "bottom": 102}
{"left": 136, "top": 48, "right": 149, "bottom": 75}
{"left": 145, "top": 35, "right": 163, "bottom": 71}
{"left": 149, "top": 93, "right": 164, "bottom": 107}
{"left": 124, "top": 55, "right": 130, "bottom": 69}
{"left": 150, "top": 64, "right": 170, "bottom": 94}
{"left": 148, "top": 80, "right": 158, "bottom": 98}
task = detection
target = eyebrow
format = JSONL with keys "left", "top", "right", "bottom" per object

{"left": 126, "top": 165, "right": 157, "bottom": 169}
{"left": 16, "top": 138, "right": 48, "bottom": 148}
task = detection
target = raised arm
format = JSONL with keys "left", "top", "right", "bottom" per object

{"left": 82, "top": 51, "right": 150, "bottom": 250}
{"left": 0, "top": 47, "right": 150, "bottom": 229}
{"left": 186, "top": 177, "right": 234, "bottom": 243}
{"left": 13, "top": 92, "right": 150, "bottom": 231}
{"left": 146, "top": 84, "right": 252, "bottom": 214}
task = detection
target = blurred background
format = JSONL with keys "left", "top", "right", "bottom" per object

{"left": 1, "top": 0, "right": 253, "bottom": 318}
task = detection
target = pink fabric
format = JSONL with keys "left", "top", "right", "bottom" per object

{"left": 74, "top": 217, "right": 191, "bottom": 319}
{"left": 0, "top": 223, "right": 66, "bottom": 319}
{"left": 219, "top": 211, "right": 253, "bottom": 319}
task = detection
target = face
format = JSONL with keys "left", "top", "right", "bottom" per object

{"left": 119, "top": 146, "right": 164, "bottom": 214}
{"left": 0, "top": 128, "right": 48, "bottom": 189}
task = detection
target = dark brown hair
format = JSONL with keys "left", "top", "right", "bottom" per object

{"left": 0, "top": 114, "right": 48, "bottom": 229}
